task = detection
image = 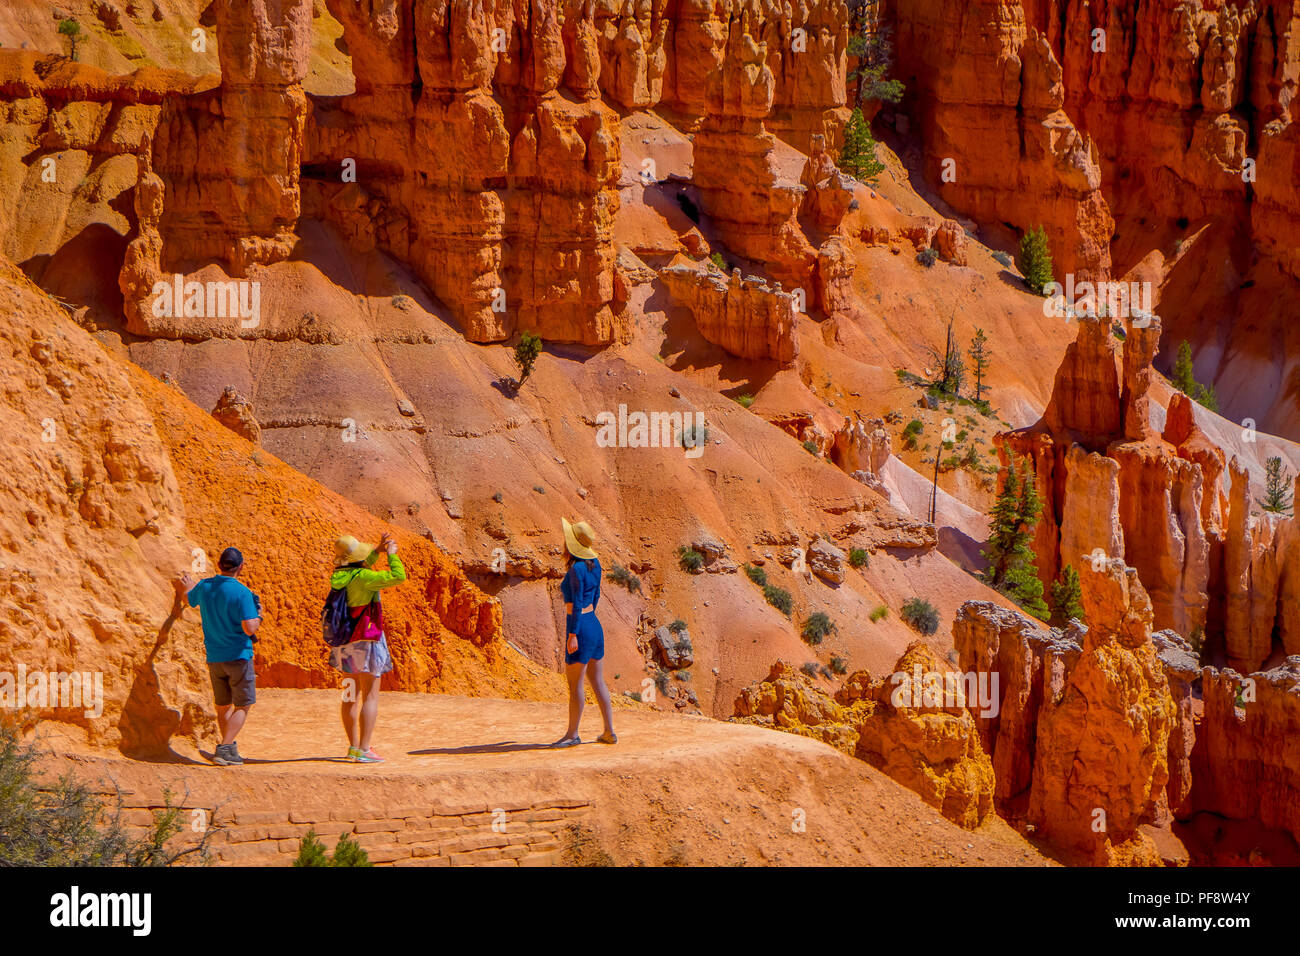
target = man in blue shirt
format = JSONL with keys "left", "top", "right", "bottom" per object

{"left": 177, "top": 547, "right": 262, "bottom": 766}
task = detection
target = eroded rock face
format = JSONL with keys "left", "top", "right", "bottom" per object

{"left": 733, "top": 645, "right": 996, "bottom": 829}
{"left": 211, "top": 385, "right": 261, "bottom": 444}
{"left": 895, "top": 3, "right": 1113, "bottom": 282}
{"left": 957, "top": 561, "right": 1179, "bottom": 865}
{"left": 660, "top": 261, "right": 799, "bottom": 364}
{"left": 997, "top": 312, "right": 1298, "bottom": 672}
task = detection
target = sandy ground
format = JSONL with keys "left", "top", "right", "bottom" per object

{"left": 42, "top": 689, "right": 1054, "bottom": 867}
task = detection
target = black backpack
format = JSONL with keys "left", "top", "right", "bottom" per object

{"left": 321, "top": 570, "right": 363, "bottom": 647}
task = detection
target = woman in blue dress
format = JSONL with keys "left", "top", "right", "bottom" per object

{"left": 553, "top": 518, "right": 616, "bottom": 747}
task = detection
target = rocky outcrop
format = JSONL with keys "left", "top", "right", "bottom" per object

{"left": 831, "top": 411, "right": 889, "bottom": 480}
{"left": 996, "top": 311, "right": 1299, "bottom": 672}
{"left": 733, "top": 645, "right": 997, "bottom": 829}
{"left": 210, "top": 386, "right": 261, "bottom": 444}
{"left": 894, "top": 3, "right": 1113, "bottom": 283}
{"left": 660, "top": 261, "right": 799, "bottom": 365}
{"left": 650, "top": 625, "right": 694, "bottom": 671}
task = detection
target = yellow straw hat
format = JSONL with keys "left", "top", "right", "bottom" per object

{"left": 334, "top": 534, "right": 373, "bottom": 566}
{"left": 562, "top": 518, "right": 598, "bottom": 561}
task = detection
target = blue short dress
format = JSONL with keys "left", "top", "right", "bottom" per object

{"left": 562, "top": 558, "right": 605, "bottom": 665}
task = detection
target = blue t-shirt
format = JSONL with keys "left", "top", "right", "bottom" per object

{"left": 188, "top": 575, "right": 258, "bottom": 663}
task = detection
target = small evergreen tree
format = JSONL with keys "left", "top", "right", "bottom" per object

{"left": 846, "top": 0, "right": 904, "bottom": 107}
{"left": 1017, "top": 226, "right": 1054, "bottom": 295}
{"left": 1050, "top": 564, "right": 1085, "bottom": 625}
{"left": 839, "top": 107, "right": 886, "bottom": 184}
{"left": 294, "top": 829, "right": 372, "bottom": 867}
{"left": 981, "top": 458, "right": 1022, "bottom": 586}
{"left": 1170, "top": 340, "right": 1219, "bottom": 412}
{"left": 1261, "top": 456, "right": 1294, "bottom": 515}
{"left": 968, "top": 328, "right": 990, "bottom": 403}
{"left": 512, "top": 331, "right": 542, "bottom": 391}
{"left": 58, "top": 19, "right": 82, "bottom": 61}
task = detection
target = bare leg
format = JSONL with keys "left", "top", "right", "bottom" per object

{"left": 216, "top": 704, "right": 230, "bottom": 744}
{"left": 561, "top": 661, "right": 587, "bottom": 741}
{"left": 340, "top": 677, "right": 359, "bottom": 750}
{"left": 585, "top": 657, "right": 615, "bottom": 737}
{"left": 220, "top": 706, "right": 248, "bottom": 746}
{"left": 357, "top": 673, "right": 379, "bottom": 751}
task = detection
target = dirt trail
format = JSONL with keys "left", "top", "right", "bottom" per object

{"left": 43, "top": 689, "right": 1053, "bottom": 867}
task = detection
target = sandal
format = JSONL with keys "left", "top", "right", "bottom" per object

{"left": 551, "top": 736, "right": 581, "bottom": 748}
{"left": 597, "top": 732, "right": 618, "bottom": 745}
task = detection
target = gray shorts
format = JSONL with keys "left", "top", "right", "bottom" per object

{"left": 208, "top": 659, "right": 256, "bottom": 708}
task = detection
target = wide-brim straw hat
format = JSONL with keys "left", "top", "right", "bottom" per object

{"left": 562, "top": 518, "right": 598, "bottom": 561}
{"left": 334, "top": 534, "right": 373, "bottom": 566}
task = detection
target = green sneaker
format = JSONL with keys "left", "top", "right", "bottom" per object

{"left": 346, "top": 746, "right": 362, "bottom": 762}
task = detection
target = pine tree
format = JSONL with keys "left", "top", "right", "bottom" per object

{"left": 981, "top": 458, "right": 1022, "bottom": 586}
{"left": 1050, "top": 564, "right": 1085, "bottom": 625}
{"left": 1017, "top": 226, "right": 1054, "bottom": 295}
{"left": 846, "top": 0, "right": 904, "bottom": 107}
{"left": 58, "top": 19, "right": 81, "bottom": 61}
{"left": 968, "top": 328, "right": 990, "bottom": 403}
{"left": 1171, "top": 340, "right": 1197, "bottom": 395}
{"left": 839, "top": 108, "right": 886, "bottom": 184}
{"left": 1261, "top": 456, "right": 1294, "bottom": 515}
{"left": 1003, "top": 468, "right": 1049, "bottom": 621}
{"left": 512, "top": 330, "right": 543, "bottom": 392}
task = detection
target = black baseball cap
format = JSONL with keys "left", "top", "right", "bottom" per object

{"left": 218, "top": 547, "right": 244, "bottom": 572}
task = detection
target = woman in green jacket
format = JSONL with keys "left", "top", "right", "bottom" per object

{"left": 330, "top": 531, "right": 405, "bottom": 763}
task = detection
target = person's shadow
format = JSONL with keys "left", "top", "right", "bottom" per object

{"left": 195, "top": 750, "right": 355, "bottom": 765}
{"left": 410, "top": 740, "right": 563, "bottom": 756}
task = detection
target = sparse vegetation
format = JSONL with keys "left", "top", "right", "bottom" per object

{"left": 848, "top": 547, "right": 868, "bottom": 569}
{"left": 968, "top": 328, "right": 990, "bottom": 403}
{"left": 58, "top": 18, "right": 82, "bottom": 61}
{"left": 762, "top": 584, "right": 793, "bottom": 617}
{"left": 680, "top": 422, "right": 710, "bottom": 451}
{"left": 1261, "top": 456, "right": 1294, "bottom": 515}
{"left": 869, "top": 604, "right": 889, "bottom": 622}
{"left": 677, "top": 545, "right": 705, "bottom": 574}
{"left": 839, "top": 107, "right": 886, "bottom": 184}
{"left": 916, "top": 247, "right": 938, "bottom": 268}
{"left": 926, "top": 317, "right": 965, "bottom": 397}
{"left": 1170, "top": 340, "right": 1219, "bottom": 412}
{"left": 982, "top": 457, "right": 1050, "bottom": 622}
{"left": 900, "top": 597, "right": 939, "bottom": 636}
{"left": 802, "top": 439, "right": 820, "bottom": 456}
{"left": 512, "top": 331, "right": 543, "bottom": 391}
{"left": 744, "top": 563, "right": 768, "bottom": 586}
{"left": 607, "top": 563, "right": 643, "bottom": 594}
{"left": 847, "top": 0, "right": 905, "bottom": 107}
{"left": 801, "top": 661, "right": 821, "bottom": 679}
{"left": 830, "top": 655, "right": 849, "bottom": 675}
{"left": 993, "top": 250, "right": 1013, "bottom": 269}
{"left": 295, "top": 830, "right": 372, "bottom": 867}
{"left": 1017, "top": 226, "right": 1054, "bottom": 295}
{"left": 0, "top": 721, "right": 213, "bottom": 866}
{"left": 709, "top": 251, "right": 728, "bottom": 272}
{"left": 735, "top": 393, "right": 755, "bottom": 408}
{"left": 902, "top": 418, "right": 924, "bottom": 450}
{"left": 668, "top": 619, "right": 688, "bottom": 634}
{"left": 1050, "top": 564, "right": 1085, "bottom": 626}
{"left": 802, "top": 612, "right": 836, "bottom": 645}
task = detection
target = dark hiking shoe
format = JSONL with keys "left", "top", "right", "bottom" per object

{"left": 213, "top": 743, "right": 244, "bottom": 766}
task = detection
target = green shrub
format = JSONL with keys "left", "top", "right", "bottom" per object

{"left": 802, "top": 612, "right": 836, "bottom": 645}
{"left": 902, "top": 418, "right": 924, "bottom": 450}
{"left": 513, "top": 331, "right": 543, "bottom": 390}
{"left": 901, "top": 597, "right": 939, "bottom": 636}
{"left": 839, "top": 107, "right": 886, "bottom": 184}
{"left": 680, "top": 422, "right": 710, "bottom": 451}
{"left": 1017, "top": 226, "right": 1054, "bottom": 295}
{"left": 709, "top": 251, "right": 728, "bottom": 272}
{"left": 607, "top": 563, "right": 642, "bottom": 594}
{"left": 677, "top": 546, "right": 705, "bottom": 573}
{"left": 0, "top": 721, "right": 215, "bottom": 866}
{"left": 848, "top": 547, "right": 868, "bottom": 569}
{"left": 830, "top": 655, "right": 848, "bottom": 675}
{"left": 668, "top": 619, "right": 688, "bottom": 634}
{"left": 800, "top": 661, "right": 821, "bottom": 679}
{"left": 744, "top": 563, "right": 768, "bottom": 586}
{"left": 762, "top": 584, "right": 793, "bottom": 617}
{"left": 993, "top": 250, "right": 1013, "bottom": 269}
{"left": 916, "top": 247, "right": 938, "bottom": 268}
{"left": 735, "top": 393, "right": 754, "bottom": 408}
{"left": 869, "top": 604, "right": 889, "bottom": 622}
{"left": 802, "top": 439, "right": 820, "bottom": 456}
{"left": 294, "top": 829, "right": 372, "bottom": 867}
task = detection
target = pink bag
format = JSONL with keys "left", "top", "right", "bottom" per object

{"left": 348, "top": 600, "right": 385, "bottom": 643}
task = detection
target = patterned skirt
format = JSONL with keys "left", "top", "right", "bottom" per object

{"left": 329, "top": 635, "right": 394, "bottom": 677}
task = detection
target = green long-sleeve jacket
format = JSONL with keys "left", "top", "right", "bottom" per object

{"left": 330, "top": 550, "right": 406, "bottom": 608}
